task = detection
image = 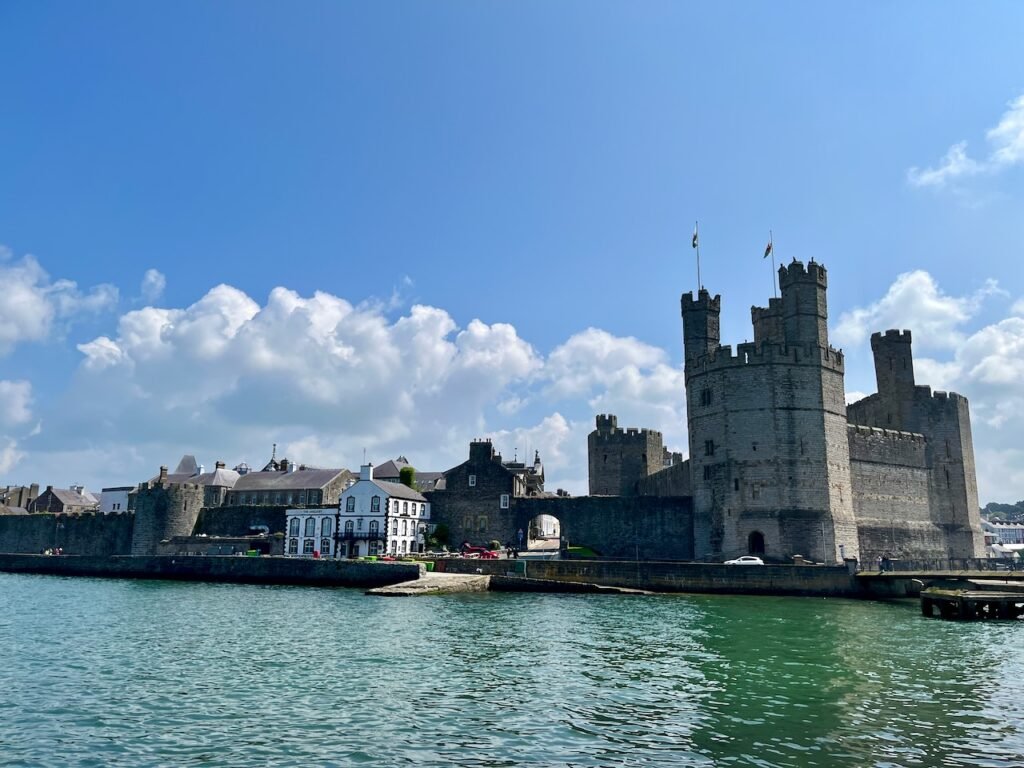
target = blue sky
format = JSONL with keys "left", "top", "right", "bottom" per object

{"left": 2, "top": 2, "right": 1023, "bottom": 501}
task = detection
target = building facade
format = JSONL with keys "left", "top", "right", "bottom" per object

{"left": 284, "top": 464, "right": 431, "bottom": 558}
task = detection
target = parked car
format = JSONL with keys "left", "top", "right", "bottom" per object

{"left": 724, "top": 555, "right": 764, "bottom": 565}
{"left": 479, "top": 550, "right": 500, "bottom": 559}
{"left": 461, "top": 545, "right": 490, "bottom": 557}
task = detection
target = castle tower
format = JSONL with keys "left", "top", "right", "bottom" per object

{"left": 681, "top": 289, "right": 721, "bottom": 365}
{"left": 779, "top": 259, "right": 829, "bottom": 348}
{"left": 847, "top": 329, "right": 985, "bottom": 559}
{"left": 870, "top": 330, "right": 916, "bottom": 427}
{"left": 588, "top": 414, "right": 664, "bottom": 496}
{"left": 131, "top": 473, "right": 205, "bottom": 556}
{"left": 684, "top": 260, "right": 859, "bottom": 564}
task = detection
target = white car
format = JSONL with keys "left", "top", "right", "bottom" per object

{"left": 724, "top": 555, "right": 764, "bottom": 565}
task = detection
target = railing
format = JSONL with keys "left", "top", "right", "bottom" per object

{"left": 339, "top": 530, "right": 384, "bottom": 541}
{"left": 871, "top": 557, "right": 1021, "bottom": 573}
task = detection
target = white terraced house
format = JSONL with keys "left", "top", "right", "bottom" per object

{"left": 284, "top": 463, "right": 430, "bottom": 558}
{"left": 338, "top": 463, "right": 430, "bottom": 558}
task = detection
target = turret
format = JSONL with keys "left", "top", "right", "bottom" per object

{"left": 871, "top": 330, "right": 915, "bottom": 397}
{"left": 778, "top": 260, "right": 829, "bottom": 347}
{"left": 681, "top": 289, "right": 721, "bottom": 365}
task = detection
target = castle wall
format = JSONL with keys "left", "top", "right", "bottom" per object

{"left": 0, "top": 511, "right": 134, "bottom": 555}
{"left": 637, "top": 460, "right": 692, "bottom": 497}
{"left": 428, "top": 491, "right": 693, "bottom": 560}
{"left": 846, "top": 425, "right": 947, "bottom": 561}
{"left": 193, "top": 505, "right": 289, "bottom": 537}
{"left": 131, "top": 482, "right": 206, "bottom": 556}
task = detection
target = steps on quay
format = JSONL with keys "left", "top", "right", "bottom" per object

{"left": 366, "top": 572, "right": 491, "bottom": 596}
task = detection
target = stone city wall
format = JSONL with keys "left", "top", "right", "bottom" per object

{"left": 0, "top": 512, "right": 134, "bottom": 556}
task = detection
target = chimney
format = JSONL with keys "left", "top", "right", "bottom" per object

{"left": 360, "top": 463, "right": 373, "bottom": 482}
{"left": 280, "top": 458, "right": 289, "bottom": 473}
{"left": 158, "top": 466, "right": 168, "bottom": 484}
{"left": 215, "top": 461, "right": 225, "bottom": 470}
{"left": 195, "top": 464, "right": 204, "bottom": 477}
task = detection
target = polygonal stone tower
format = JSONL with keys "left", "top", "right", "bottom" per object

{"left": 681, "top": 259, "right": 860, "bottom": 564}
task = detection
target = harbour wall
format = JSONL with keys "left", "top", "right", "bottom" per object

{"left": 436, "top": 558, "right": 861, "bottom": 596}
{"left": 0, "top": 554, "right": 422, "bottom": 587}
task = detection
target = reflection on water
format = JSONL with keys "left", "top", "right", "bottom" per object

{"left": 1, "top": 574, "right": 1023, "bottom": 767}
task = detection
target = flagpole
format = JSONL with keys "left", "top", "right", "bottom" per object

{"left": 695, "top": 220, "right": 702, "bottom": 290}
{"left": 770, "top": 229, "right": 777, "bottom": 299}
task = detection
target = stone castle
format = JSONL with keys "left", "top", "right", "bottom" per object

{"left": 0, "top": 259, "right": 987, "bottom": 566}
{"left": 589, "top": 259, "right": 984, "bottom": 563}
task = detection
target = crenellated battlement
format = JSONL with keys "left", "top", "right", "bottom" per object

{"left": 778, "top": 259, "right": 827, "bottom": 287}
{"left": 847, "top": 423, "right": 925, "bottom": 443}
{"left": 681, "top": 288, "right": 722, "bottom": 312}
{"left": 689, "top": 341, "right": 845, "bottom": 374}
{"left": 871, "top": 329, "right": 913, "bottom": 345}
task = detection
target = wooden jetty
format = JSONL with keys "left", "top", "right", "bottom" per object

{"left": 921, "top": 580, "right": 1024, "bottom": 621}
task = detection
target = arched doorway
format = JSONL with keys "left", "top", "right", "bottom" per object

{"left": 526, "top": 514, "right": 562, "bottom": 553}
{"left": 748, "top": 531, "right": 766, "bottom": 556}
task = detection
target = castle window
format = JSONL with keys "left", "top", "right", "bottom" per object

{"left": 703, "top": 465, "right": 711, "bottom": 481}
{"left": 603, "top": 455, "right": 607, "bottom": 464}
{"left": 500, "top": 494, "right": 510, "bottom": 509}
{"left": 701, "top": 389, "right": 713, "bottom": 406}
{"left": 752, "top": 484, "right": 760, "bottom": 500}
{"left": 945, "top": 468, "right": 951, "bottom": 488}
{"left": 469, "top": 474, "right": 477, "bottom": 487}
{"left": 642, "top": 453, "right": 647, "bottom": 464}
{"left": 800, "top": 439, "right": 805, "bottom": 455}
{"left": 704, "top": 440, "right": 715, "bottom": 456}
{"left": 752, "top": 442, "right": 758, "bottom": 452}
{"left": 733, "top": 479, "right": 739, "bottom": 492}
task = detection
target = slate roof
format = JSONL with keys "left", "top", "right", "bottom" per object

{"left": 0, "top": 505, "right": 29, "bottom": 515}
{"left": 152, "top": 468, "right": 240, "bottom": 487}
{"left": 373, "top": 459, "right": 410, "bottom": 479}
{"left": 173, "top": 455, "right": 199, "bottom": 475}
{"left": 50, "top": 488, "right": 99, "bottom": 507}
{"left": 233, "top": 468, "right": 350, "bottom": 492}
{"left": 369, "top": 479, "right": 427, "bottom": 502}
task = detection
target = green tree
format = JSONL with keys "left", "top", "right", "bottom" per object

{"left": 399, "top": 466, "right": 416, "bottom": 488}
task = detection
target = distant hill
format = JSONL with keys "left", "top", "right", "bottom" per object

{"left": 982, "top": 501, "right": 1024, "bottom": 522}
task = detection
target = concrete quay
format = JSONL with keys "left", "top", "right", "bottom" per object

{"left": 367, "top": 572, "right": 491, "bottom": 596}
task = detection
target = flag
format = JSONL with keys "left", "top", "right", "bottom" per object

{"left": 692, "top": 227, "right": 699, "bottom": 249}
{"left": 763, "top": 241, "right": 772, "bottom": 259}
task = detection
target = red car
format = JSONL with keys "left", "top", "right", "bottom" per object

{"left": 478, "top": 550, "right": 500, "bottom": 559}
{"left": 461, "top": 545, "right": 489, "bottom": 557}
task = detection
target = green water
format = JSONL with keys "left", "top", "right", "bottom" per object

{"left": 2, "top": 573, "right": 1023, "bottom": 767}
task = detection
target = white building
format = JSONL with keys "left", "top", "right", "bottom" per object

{"left": 99, "top": 486, "right": 133, "bottom": 514}
{"left": 284, "top": 463, "right": 431, "bottom": 558}
{"left": 284, "top": 507, "right": 338, "bottom": 557}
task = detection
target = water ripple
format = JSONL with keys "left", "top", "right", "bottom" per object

{"left": 3, "top": 576, "right": 1024, "bottom": 766}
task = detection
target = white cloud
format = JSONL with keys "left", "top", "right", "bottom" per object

{"left": 4, "top": 279, "right": 693, "bottom": 497}
{"left": 833, "top": 270, "right": 1001, "bottom": 350}
{"left": 0, "top": 380, "right": 32, "bottom": 427}
{"left": 908, "top": 94, "right": 1024, "bottom": 188}
{"left": 0, "top": 438, "right": 22, "bottom": 474}
{"left": 140, "top": 269, "right": 167, "bottom": 303}
{"left": 842, "top": 271, "right": 1024, "bottom": 503}
{"left": 0, "top": 247, "right": 118, "bottom": 355}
